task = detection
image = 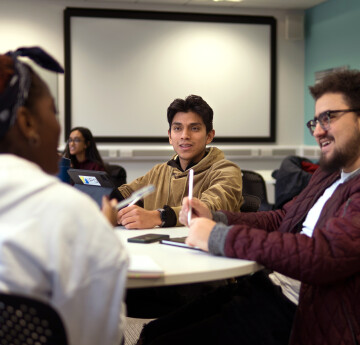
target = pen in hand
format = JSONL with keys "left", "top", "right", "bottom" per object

{"left": 116, "top": 185, "right": 155, "bottom": 210}
{"left": 187, "top": 169, "right": 194, "bottom": 225}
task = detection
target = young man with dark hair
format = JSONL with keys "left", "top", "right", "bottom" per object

{"left": 138, "top": 70, "right": 360, "bottom": 345}
{"left": 114, "top": 94, "right": 243, "bottom": 229}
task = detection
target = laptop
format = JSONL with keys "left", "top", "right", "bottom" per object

{"left": 67, "top": 168, "right": 115, "bottom": 207}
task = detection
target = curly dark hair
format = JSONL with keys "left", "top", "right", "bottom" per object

{"left": 309, "top": 69, "right": 360, "bottom": 111}
{"left": 167, "top": 95, "right": 213, "bottom": 133}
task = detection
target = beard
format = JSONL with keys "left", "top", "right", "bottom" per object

{"left": 319, "top": 131, "right": 360, "bottom": 173}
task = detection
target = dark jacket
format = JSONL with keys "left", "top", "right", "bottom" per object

{"left": 272, "top": 155, "right": 318, "bottom": 209}
{"left": 222, "top": 168, "right": 360, "bottom": 345}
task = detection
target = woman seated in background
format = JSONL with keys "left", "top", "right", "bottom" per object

{"left": 0, "top": 47, "right": 128, "bottom": 345}
{"left": 63, "top": 126, "right": 106, "bottom": 171}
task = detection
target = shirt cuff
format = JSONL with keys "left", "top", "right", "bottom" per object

{"left": 208, "top": 223, "right": 232, "bottom": 256}
{"left": 211, "top": 211, "right": 228, "bottom": 225}
{"left": 162, "top": 205, "right": 177, "bottom": 227}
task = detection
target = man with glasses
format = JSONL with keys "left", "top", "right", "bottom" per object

{"left": 137, "top": 70, "right": 360, "bottom": 345}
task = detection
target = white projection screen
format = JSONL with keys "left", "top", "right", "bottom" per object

{"left": 64, "top": 8, "right": 276, "bottom": 143}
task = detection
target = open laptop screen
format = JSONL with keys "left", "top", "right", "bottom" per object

{"left": 67, "top": 168, "right": 115, "bottom": 207}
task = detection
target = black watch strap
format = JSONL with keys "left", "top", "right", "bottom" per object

{"left": 156, "top": 205, "right": 177, "bottom": 227}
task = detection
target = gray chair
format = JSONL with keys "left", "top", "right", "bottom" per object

{"left": 0, "top": 293, "right": 68, "bottom": 345}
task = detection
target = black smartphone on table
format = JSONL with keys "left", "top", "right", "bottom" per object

{"left": 128, "top": 233, "right": 170, "bottom": 244}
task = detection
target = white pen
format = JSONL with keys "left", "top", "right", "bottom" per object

{"left": 187, "top": 169, "right": 194, "bottom": 225}
{"left": 116, "top": 185, "right": 155, "bottom": 210}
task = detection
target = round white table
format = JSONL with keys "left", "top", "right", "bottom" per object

{"left": 116, "top": 226, "right": 262, "bottom": 288}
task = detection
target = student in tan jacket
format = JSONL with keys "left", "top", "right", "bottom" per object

{"left": 114, "top": 95, "right": 243, "bottom": 229}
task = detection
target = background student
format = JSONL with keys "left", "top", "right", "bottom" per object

{"left": 0, "top": 47, "right": 128, "bottom": 345}
{"left": 63, "top": 126, "right": 107, "bottom": 171}
{"left": 114, "top": 94, "right": 243, "bottom": 229}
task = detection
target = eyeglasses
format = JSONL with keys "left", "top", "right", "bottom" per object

{"left": 306, "top": 109, "right": 360, "bottom": 136}
{"left": 67, "top": 138, "right": 84, "bottom": 144}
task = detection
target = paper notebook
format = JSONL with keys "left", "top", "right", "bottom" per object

{"left": 160, "top": 237, "right": 201, "bottom": 251}
{"left": 128, "top": 255, "right": 164, "bottom": 278}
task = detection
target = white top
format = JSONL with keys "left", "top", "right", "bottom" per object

{"left": 270, "top": 170, "right": 355, "bottom": 305}
{"left": 0, "top": 155, "right": 129, "bottom": 345}
{"left": 117, "top": 227, "right": 262, "bottom": 288}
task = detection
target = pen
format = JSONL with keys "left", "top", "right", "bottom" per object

{"left": 187, "top": 169, "right": 194, "bottom": 225}
{"left": 116, "top": 185, "right": 155, "bottom": 210}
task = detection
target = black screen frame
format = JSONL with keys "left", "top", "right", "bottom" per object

{"left": 64, "top": 7, "right": 277, "bottom": 143}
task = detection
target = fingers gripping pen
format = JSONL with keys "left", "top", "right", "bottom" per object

{"left": 116, "top": 185, "right": 155, "bottom": 210}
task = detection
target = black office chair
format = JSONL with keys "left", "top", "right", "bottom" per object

{"left": 0, "top": 293, "right": 68, "bottom": 345}
{"left": 241, "top": 170, "right": 274, "bottom": 211}
{"left": 106, "top": 163, "right": 127, "bottom": 188}
{"left": 240, "top": 194, "right": 261, "bottom": 212}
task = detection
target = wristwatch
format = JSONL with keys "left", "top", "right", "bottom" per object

{"left": 157, "top": 208, "right": 166, "bottom": 227}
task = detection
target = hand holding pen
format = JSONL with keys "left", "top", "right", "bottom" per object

{"left": 116, "top": 185, "right": 155, "bottom": 210}
{"left": 116, "top": 185, "right": 161, "bottom": 229}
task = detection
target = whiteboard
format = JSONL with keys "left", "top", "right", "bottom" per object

{"left": 64, "top": 9, "right": 276, "bottom": 143}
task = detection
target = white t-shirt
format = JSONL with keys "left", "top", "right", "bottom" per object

{"left": 269, "top": 169, "right": 356, "bottom": 305}
{"left": 0, "top": 155, "right": 129, "bottom": 345}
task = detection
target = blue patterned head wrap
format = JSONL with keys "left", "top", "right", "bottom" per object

{"left": 0, "top": 46, "right": 64, "bottom": 139}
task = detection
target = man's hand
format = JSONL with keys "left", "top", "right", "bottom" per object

{"left": 101, "top": 196, "right": 118, "bottom": 227}
{"left": 185, "top": 217, "right": 216, "bottom": 252}
{"left": 179, "top": 197, "right": 212, "bottom": 226}
{"left": 117, "top": 205, "right": 162, "bottom": 229}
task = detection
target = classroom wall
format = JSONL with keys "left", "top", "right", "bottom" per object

{"left": 304, "top": 0, "right": 360, "bottom": 145}
{"left": 0, "top": 0, "right": 309, "bottom": 181}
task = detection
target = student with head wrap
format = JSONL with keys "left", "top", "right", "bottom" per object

{"left": 0, "top": 47, "right": 128, "bottom": 345}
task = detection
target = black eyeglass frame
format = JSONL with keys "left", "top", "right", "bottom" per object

{"left": 67, "top": 138, "right": 84, "bottom": 144}
{"left": 306, "top": 109, "right": 360, "bottom": 136}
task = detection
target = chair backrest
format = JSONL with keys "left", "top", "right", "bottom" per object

{"left": 106, "top": 164, "right": 127, "bottom": 188}
{"left": 240, "top": 194, "right": 261, "bottom": 212}
{"left": 0, "top": 293, "right": 68, "bottom": 345}
{"left": 241, "top": 170, "right": 273, "bottom": 211}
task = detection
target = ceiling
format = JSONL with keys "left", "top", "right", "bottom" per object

{"left": 63, "top": 0, "right": 328, "bottom": 10}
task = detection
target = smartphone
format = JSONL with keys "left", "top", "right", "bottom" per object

{"left": 127, "top": 233, "right": 170, "bottom": 244}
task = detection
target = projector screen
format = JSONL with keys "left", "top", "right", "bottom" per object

{"left": 64, "top": 8, "right": 276, "bottom": 143}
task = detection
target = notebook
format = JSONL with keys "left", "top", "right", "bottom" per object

{"left": 160, "top": 237, "right": 201, "bottom": 251}
{"left": 128, "top": 254, "right": 164, "bottom": 278}
{"left": 67, "top": 168, "right": 115, "bottom": 207}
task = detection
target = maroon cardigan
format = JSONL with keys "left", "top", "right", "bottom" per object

{"left": 222, "top": 168, "right": 360, "bottom": 345}
{"left": 74, "top": 160, "right": 105, "bottom": 172}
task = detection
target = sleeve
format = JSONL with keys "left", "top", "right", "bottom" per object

{"left": 199, "top": 160, "right": 243, "bottom": 212}
{"left": 116, "top": 170, "right": 153, "bottom": 199}
{"left": 208, "top": 223, "right": 231, "bottom": 256}
{"left": 222, "top": 195, "right": 360, "bottom": 285}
